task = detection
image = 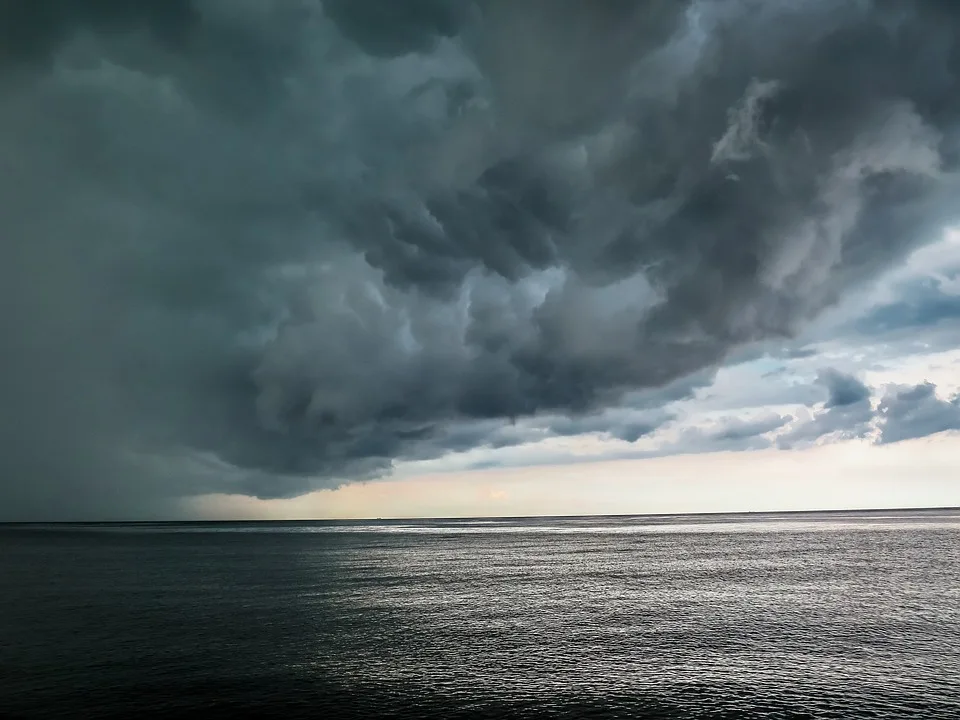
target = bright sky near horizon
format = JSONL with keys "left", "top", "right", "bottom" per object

{"left": 191, "top": 437, "right": 960, "bottom": 520}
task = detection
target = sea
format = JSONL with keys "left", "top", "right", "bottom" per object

{"left": 1, "top": 509, "right": 958, "bottom": 719}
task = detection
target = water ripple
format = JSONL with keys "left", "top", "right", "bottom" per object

{"left": 1, "top": 511, "right": 958, "bottom": 718}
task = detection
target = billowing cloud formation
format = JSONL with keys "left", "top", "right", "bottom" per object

{"left": 877, "top": 382, "right": 960, "bottom": 444}
{"left": 772, "top": 369, "right": 960, "bottom": 449}
{"left": 820, "top": 369, "right": 872, "bottom": 409}
{"left": 777, "top": 370, "right": 874, "bottom": 448}
{"left": 3, "top": 1, "right": 960, "bottom": 518}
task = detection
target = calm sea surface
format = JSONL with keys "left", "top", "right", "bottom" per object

{"left": 1, "top": 510, "right": 959, "bottom": 719}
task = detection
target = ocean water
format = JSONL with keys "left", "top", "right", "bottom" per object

{"left": 1, "top": 510, "right": 959, "bottom": 719}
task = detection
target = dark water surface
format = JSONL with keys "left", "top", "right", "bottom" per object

{"left": 2, "top": 509, "right": 959, "bottom": 719}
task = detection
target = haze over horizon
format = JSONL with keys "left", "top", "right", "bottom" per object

{"left": 3, "top": 0, "right": 960, "bottom": 521}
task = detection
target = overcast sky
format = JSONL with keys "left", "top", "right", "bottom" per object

{"left": 2, "top": 1, "right": 960, "bottom": 520}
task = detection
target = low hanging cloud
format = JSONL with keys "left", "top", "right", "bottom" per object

{"left": 777, "top": 370, "right": 874, "bottom": 449}
{"left": 3, "top": 1, "right": 960, "bottom": 518}
{"left": 774, "top": 369, "right": 960, "bottom": 450}
{"left": 671, "top": 412, "right": 793, "bottom": 454}
{"left": 877, "top": 382, "right": 960, "bottom": 444}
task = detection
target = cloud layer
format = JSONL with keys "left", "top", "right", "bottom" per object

{"left": 3, "top": 1, "right": 960, "bottom": 518}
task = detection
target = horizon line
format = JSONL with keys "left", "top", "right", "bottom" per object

{"left": 2, "top": 505, "right": 958, "bottom": 525}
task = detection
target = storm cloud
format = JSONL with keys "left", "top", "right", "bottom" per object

{"left": 3, "top": 1, "right": 960, "bottom": 518}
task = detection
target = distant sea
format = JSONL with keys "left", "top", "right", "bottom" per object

{"left": 2, "top": 509, "right": 959, "bottom": 719}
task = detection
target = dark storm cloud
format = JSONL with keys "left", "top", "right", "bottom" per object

{"left": 777, "top": 370, "right": 874, "bottom": 448}
{"left": 3, "top": 0, "right": 960, "bottom": 517}
{"left": 0, "top": 0, "right": 198, "bottom": 65}
{"left": 820, "top": 369, "right": 872, "bottom": 409}
{"left": 877, "top": 382, "right": 960, "bottom": 444}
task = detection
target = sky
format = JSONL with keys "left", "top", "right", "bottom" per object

{"left": 1, "top": 0, "right": 960, "bottom": 521}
